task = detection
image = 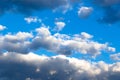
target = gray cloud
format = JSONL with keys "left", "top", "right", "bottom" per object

{"left": 29, "top": 27, "right": 115, "bottom": 57}
{"left": 0, "top": 26, "right": 115, "bottom": 57}
{"left": 1, "top": 0, "right": 120, "bottom": 24}
{"left": 78, "top": 6, "right": 93, "bottom": 18}
{"left": 110, "top": 53, "right": 120, "bottom": 61}
{"left": 0, "top": 0, "right": 75, "bottom": 15}
{"left": 0, "top": 52, "right": 120, "bottom": 80}
{"left": 0, "top": 32, "right": 33, "bottom": 53}
{"left": 93, "top": 0, "right": 120, "bottom": 24}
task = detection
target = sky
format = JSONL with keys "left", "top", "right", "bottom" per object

{"left": 0, "top": 0, "right": 120, "bottom": 80}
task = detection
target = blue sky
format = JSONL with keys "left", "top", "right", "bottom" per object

{"left": 0, "top": 2, "right": 119, "bottom": 61}
{"left": 0, "top": 0, "right": 120, "bottom": 80}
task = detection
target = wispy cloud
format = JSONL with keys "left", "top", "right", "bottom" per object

{"left": 110, "top": 53, "right": 120, "bottom": 61}
{"left": 24, "top": 17, "right": 42, "bottom": 24}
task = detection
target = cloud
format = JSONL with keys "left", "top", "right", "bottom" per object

{"left": 0, "top": 25, "right": 115, "bottom": 57}
{"left": 80, "top": 32, "right": 93, "bottom": 39}
{"left": 110, "top": 53, "right": 120, "bottom": 61}
{"left": 0, "top": 25, "right": 6, "bottom": 31}
{"left": 78, "top": 6, "right": 93, "bottom": 18}
{"left": 94, "top": 0, "right": 120, "bottom": 6}
{"left": 0, "top": 52, "right": 120, "bottom": 80}
{"left": 0, "top": 32, "right": 33, "bottom": 53}
{"left": 31, "top": 27, "right": 115, "bottom": 57}
{"left": 24, "top": 17, "right": 42, "bottom": 24}
{"left": 0, "top": 0, "right": 78, "bottom": 15}
{"left": 93, "top": 0, "right": 120, "bottom": 24}
{"left": 54, "top": 21, "right": 66, "bottom": 32}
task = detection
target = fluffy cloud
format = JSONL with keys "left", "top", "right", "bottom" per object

{"left": 110, "top": 53, "right": 120, "bottom": 61}
{"left": 0, "top": 26, "right": 115, "bottom": 57}
{"left": 93, "top": 0, "right": 120, "bottom": 24}
{"left": 54, "top": 21, "right": 66, "bottom": 32}
{"left": 0, "top": 32, "right": 33, "bottom": 53}
{"left": 0, "top": 52, "right": 120, "bottom": 80}
{"left": 78, "top": 6, "right": 93, "bottom": 18}
{"left": 31, "top": 27, "right": 115, "bottom": 57}
{"left": 0, "top": 0, "right": 78, "bottom": 15}
{"left": 0, "top": 25, "right": 6, "bottom": 31}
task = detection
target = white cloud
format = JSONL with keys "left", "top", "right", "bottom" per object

{"left": 35, "top": 25, "right": 51, "bottom": 38}
{"left": 80, "top": 32, "right": 93, "bottom": 39}
{"left": 0, "top": 52, "right": 120, "bottom": 80}
{"left": 54, "top": 21, "right": 66, "bottom": 32}
{"left": 107, "top": 47, "right": 116, "bottom": 52}
{"left": 31, "top": 27, "right": 115, "bottom": 57}
{"left": 78, "top": 6, "right": 93, "bottom": 18}
{"left": 0, "top": 32, "right": 33, "bottom": 53}
{"left": 0, "top": 25, "right": 6, "bottom": 31}
{"left": 110, "top": 53, "right": 120, "bottom": 61}
{"left": 24, "top": 17, "right": 42, "bottom": 24}
{"left": 0, "top": 26, "right": 115, "bottom": 57}
{"left": 5, "top": 32, "right": 33, "bottom": 40}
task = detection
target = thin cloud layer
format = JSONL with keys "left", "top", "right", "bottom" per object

{"left": 0, "top": 52, "right": 120, "bottom": 80}
{"left": 0, "top": 26, "right": 115, "bottom": 57}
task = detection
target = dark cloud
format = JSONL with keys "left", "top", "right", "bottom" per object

{"left": 0, "top": 52, "right": 120, "bottom": 80}
{"left": 93, "top": 0, "right": 120, "bottom": 24}
{"left": 0, "top": 0, "right": 73, "bottom": 14}
{"left": 94, "top": 0, "right": 120, "bottom": 6}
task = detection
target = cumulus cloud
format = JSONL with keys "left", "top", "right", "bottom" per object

{"left": 0, "top": 26, "right": 115, "bottom": 57}
{"left": 93, "top": 0, "right": 120, "bottom": 24}
{"left": 0, "top": 32, "right": 33, "bottom": 53}
{"left": 78, "top": 6, "right": 93, "bottom": 18}
{"left": 110, "top": 53, "right": 120, "bottom": 61}
{"left": 0, "top": 25, "right": 6, "bottom": 31}
{"left": 31, "top": 27, "right": 115, "bottom": 57}
{"left": 0, "top": 0, "right": 79, "bottom": 15}
{"left": 54, "top": 21, "right": 66, "bottom": 32}
{"left": 0, "top": 52, "right": 120, "bottom": 80}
